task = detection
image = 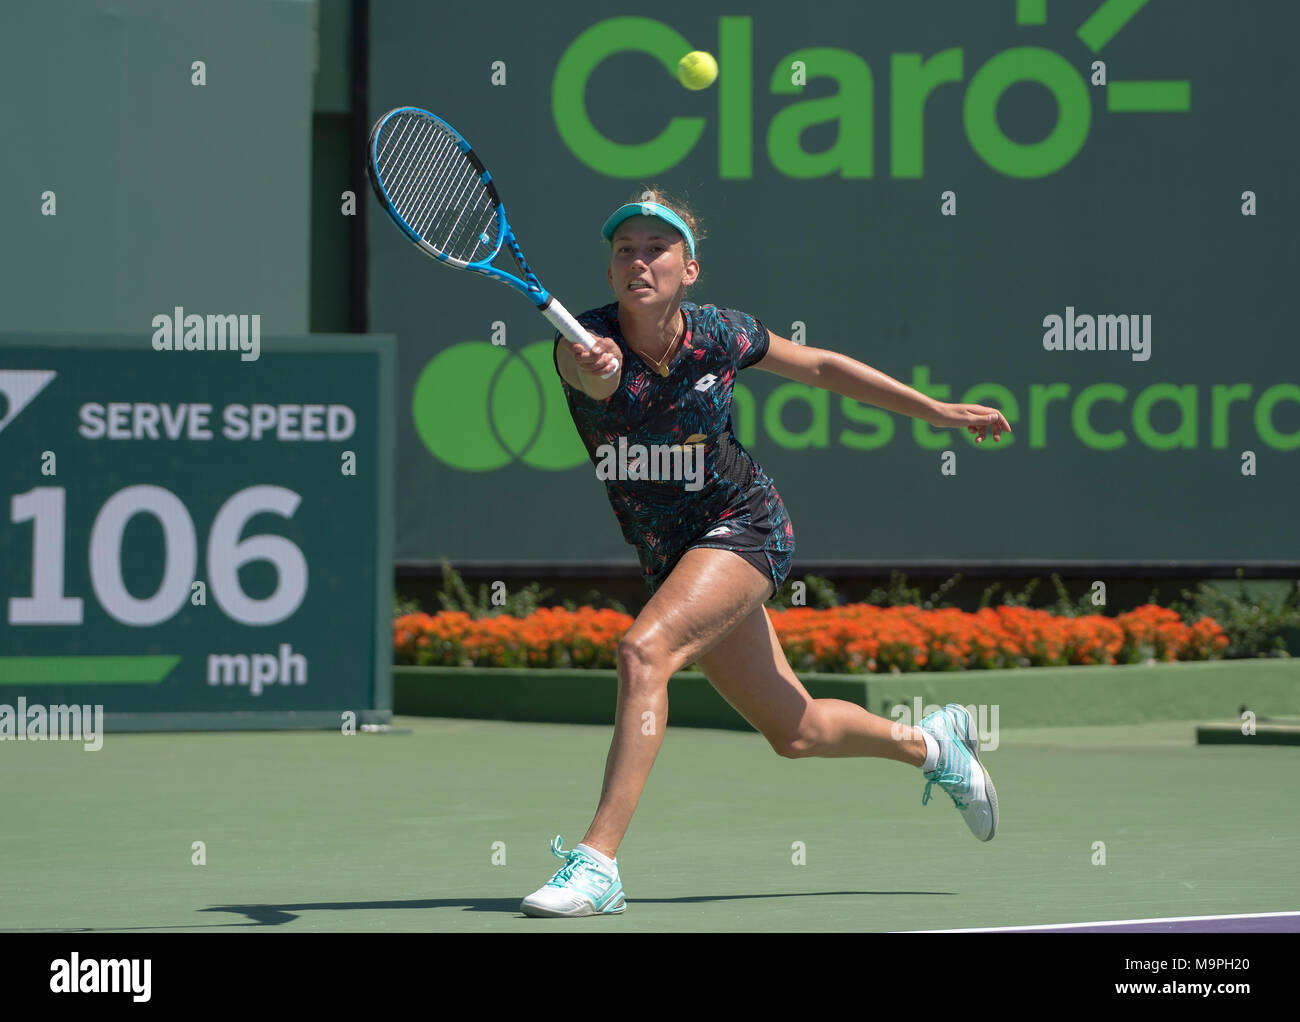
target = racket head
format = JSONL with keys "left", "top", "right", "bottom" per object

{"left": 367, "top": 107, "right": 505, "bottom": 269}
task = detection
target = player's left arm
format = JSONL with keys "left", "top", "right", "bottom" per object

{"left": 753, "top": 332, "right": 1012, "bottom": 444}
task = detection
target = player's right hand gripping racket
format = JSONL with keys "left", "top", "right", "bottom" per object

{"left": 366, "top": 107, "right": 618, "bottom": 378}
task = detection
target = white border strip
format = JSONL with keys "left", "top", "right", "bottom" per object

{"left": 899, "top": 910, "right": 1300, "bottom": 933}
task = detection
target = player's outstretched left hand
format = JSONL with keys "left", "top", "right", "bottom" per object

{"left": 928, "top": 403, "right": 1012, "bottom": 444}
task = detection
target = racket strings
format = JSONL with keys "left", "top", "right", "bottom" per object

{"left": 381, "top": 119, "right": 459, "bottom": 237}
{"left": 375, "top": 114, "right": 499, "bottom": 265}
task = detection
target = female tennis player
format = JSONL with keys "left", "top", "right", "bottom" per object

{"left": 523, "top": 190, "right": 1010, "bottom": 918}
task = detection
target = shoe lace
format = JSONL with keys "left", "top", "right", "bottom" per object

{"left": 922, "top": 769, "right": 969, "bottom": 810}
{"left": 548, "top": 854, "right": 584, "bottom": 887}
{"left": 544, "top": 836, "right": 605, "bottom": 891}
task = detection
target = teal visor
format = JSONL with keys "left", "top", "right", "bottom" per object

{"left": 601, "top": 202, "right": 696, "bottom": 261}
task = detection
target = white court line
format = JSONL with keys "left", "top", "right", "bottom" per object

{"left": 898, "top": 910, "right": 1300, "bottom": 933}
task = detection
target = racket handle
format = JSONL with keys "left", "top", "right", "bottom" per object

{"left": 543, "top": 298, "right": 620, "bottom": 380}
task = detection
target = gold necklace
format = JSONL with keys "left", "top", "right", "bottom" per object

{"left": 636, "top": 313, "right": 683, "bottom": 378}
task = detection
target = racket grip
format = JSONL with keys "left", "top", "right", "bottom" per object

{"left": 543, "top": 298, "right": 620, "bottom": 380}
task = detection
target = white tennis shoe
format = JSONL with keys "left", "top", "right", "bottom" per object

{"left": 520, "top": 836, "right": 627, "bottom": 917}
{"left": 917, "top": 704, "right": 999, "bottom": 841}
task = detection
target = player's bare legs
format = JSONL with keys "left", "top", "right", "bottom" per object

{"left": 579, "top": 549, "right": 931, "bottom": 860}
{"left": 695, "top": 603, "right": 928, "bottom": 764}
{"left": 578, "top": 547, "right": 771, "bottom": 859}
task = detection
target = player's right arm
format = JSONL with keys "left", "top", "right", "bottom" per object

{"left": 555, "top": 335, "right": 622, "bottom": 400}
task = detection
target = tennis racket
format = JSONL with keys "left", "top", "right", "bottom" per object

{"left": 366, "top": 106, "right": 618, "bottom": 378}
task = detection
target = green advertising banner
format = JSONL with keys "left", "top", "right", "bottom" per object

{"left": 0, "top": 335, "right": 394, "bottom": 730}
{"left": 369, "top": 1, "right": 1298, "bottom": 567}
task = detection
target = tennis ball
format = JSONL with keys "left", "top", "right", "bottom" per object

{"left": 677, "top": 51, "right": 718, "bottom": 90}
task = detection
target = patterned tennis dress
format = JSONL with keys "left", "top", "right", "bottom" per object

{"left": 553, "top": 301, "right": 795, "bottom": 595}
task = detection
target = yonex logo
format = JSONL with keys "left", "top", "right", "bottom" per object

{"left": 0, "top": 370, "right": 57, "bottom": 436}
{"left": 703, "top": 525, "right": 733, "bottom": 538}
{"left": 694, "top": 374, "right": 718, "bottom": 392}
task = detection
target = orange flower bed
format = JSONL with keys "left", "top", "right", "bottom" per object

{"left": 395, "top": 607, "right": 634, "bottom": 669}
{"left": 394, "top": 603, "right": 1228, "bottom": 671}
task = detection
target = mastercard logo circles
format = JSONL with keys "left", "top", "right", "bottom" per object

{"left": 412, "top": 341, "right": 589, "bottom": 471}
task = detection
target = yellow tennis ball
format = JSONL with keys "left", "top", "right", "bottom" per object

{"left": 677, "top": 51, "right": 718, "bottom": 90}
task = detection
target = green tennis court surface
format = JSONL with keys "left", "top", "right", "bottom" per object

{"left": 3, "top": 716, "right": 1296, "bottom": 932}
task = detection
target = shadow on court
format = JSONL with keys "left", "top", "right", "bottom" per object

{"left": 191, "top": 890, "right": 958, "bottom": 926}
